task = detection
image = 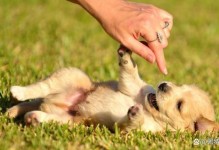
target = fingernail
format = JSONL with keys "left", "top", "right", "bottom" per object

{"left": 148, "top": 54, "right": 155, "bottom": 63}
{"left": 163, "top": 68, "right": 168, "bottom": 75}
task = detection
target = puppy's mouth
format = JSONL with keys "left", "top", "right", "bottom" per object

{"left": 147, "top": 93, "right": 159, "bottom": 111}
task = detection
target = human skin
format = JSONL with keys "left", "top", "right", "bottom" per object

{"left": 67, "top": 0, "right": 173, "bottom": 74}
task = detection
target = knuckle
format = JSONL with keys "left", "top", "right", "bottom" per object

{"left": 148, "top": 13, "right": 156, "bottom": 20}
{"left": 141, "top": 18, "right": 153, "bottom": 28}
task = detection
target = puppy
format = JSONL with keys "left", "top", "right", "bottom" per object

{"left": 7, "top": 46, "right": 219, "bottom": 133}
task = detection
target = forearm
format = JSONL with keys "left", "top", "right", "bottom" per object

{"left": 67, "top": 0, "right": 124, "bottom": 24}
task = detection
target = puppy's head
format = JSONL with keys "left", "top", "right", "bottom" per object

{"left": 145, "top": 82, "right": 219, "bottom": 132}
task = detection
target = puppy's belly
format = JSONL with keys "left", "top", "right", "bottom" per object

{"left": 77, "top": 88, "right": 135, "bottom": 128}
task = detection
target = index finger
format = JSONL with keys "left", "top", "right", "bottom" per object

{"left": 148, "top": 40, "right": 167, "bottom": 75}
{"left": 140, "top": 25, "right": 168, "bottom": 74}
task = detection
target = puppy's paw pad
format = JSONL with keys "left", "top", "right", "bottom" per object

{"left": 10, "top": 86, "right": 25, "bottom": 101}
{"left": 118, "top": 49, "right": 131, "bottom": 57}
{"left": 128, "top": 104, "right": 143, "bottom": 120}
{"left": 25, "top": 113, "right": 40, "bottom": 126}
{"left": 6, "top": 107, "right": 17, "bottom": 118}
{"left": 118, "top": 49, "right": 125, "bottom": 57}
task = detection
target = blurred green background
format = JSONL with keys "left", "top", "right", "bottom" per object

{"left": 0, "top": 0, "right": 219, "bottom": 149}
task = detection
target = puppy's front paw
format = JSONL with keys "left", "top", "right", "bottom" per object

{"left": 118, "top": 47, "right": 134, "bottom": 67}
{"left": 10, "top": 86, "right": 26, "bottom": 101}
{"left": 128, "top": 104, "right": 143, "bottom": 121}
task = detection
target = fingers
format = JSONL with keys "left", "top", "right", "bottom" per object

{"left": 140, "top": 40, "right": 166, "bottom": 74}
{"left": 148, "top": 40, "right": 167, "bottom": 75}
{"left": 124, "top": 37, "right": 155, "bottom": 63}
{"left": 139, "top": 20, "right": 167, "bottom": 74}
{"left": 141, "top": 30, "right": 167, "bottom": 74}
{"left": 142, "top": 7, "right": 172, "bottom": 75}
{"left": 157, "top": 8, "right": 173, "bottom": 31}
{"left": 122, "top": 37, "right": 167, "bottom": 75}
{"left": 160, "top": 22, "right": 170, "bottom": 38}
{"left": 140, "top": 21, "right": 168, "bottom": 48}
{"left": 163, "top": 29, "right": 170, "bottom": 38}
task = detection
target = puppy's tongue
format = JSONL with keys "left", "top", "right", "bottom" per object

{"left": 147, "top": 93, "right": 159, "bottom": 111}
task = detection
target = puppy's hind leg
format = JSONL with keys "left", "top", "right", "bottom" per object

{"left": 10, "top": 67, "right": 92, "bottom": 101}
{"left": 6, "top": 99, "right": 43, "bottom": 118}
{"left": 24, "top": 111, "right": 73, "bottom": 126}
{"left": 117, "top": 46, "right": 145, "bottom": 96}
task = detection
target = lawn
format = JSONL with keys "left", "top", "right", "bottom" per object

{"left": 1, "top": 0, "right": 219, "bottom": 149}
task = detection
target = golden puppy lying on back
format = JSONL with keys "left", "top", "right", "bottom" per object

{"left": 7, "top": 46, "right": 219, "bottom": 132}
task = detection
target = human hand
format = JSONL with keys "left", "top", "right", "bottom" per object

{"left": 97, "top": 1, "right": 173, "bottom": 74}
{"left": 68, "top": 0, "right": 173, "bottom": 74}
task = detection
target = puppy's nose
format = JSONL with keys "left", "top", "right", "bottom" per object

{"left": 158, "top": 83, "right": 169, "bottom": 92}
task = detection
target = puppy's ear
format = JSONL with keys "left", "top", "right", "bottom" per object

{"left": 195, "top": 117, "right": 219, "bottom": 133}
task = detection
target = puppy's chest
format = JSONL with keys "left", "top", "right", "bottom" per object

{"left": 141, "top": 115, "right": 163, "bottom": 132}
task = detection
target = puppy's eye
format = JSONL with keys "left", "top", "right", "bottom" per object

{"left": 177, "top": 100, "right": 183, "bottom": 111}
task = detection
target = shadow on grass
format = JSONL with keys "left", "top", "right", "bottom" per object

{"left": 0, "top": 91, "right": 11, "bottom": 112}
{"left": 0, "top": 91, "right": 26, "bottom": 125}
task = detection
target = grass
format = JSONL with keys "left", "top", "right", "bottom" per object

{"left": 0, "top": 0, "right": 219, "bottom": 149}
